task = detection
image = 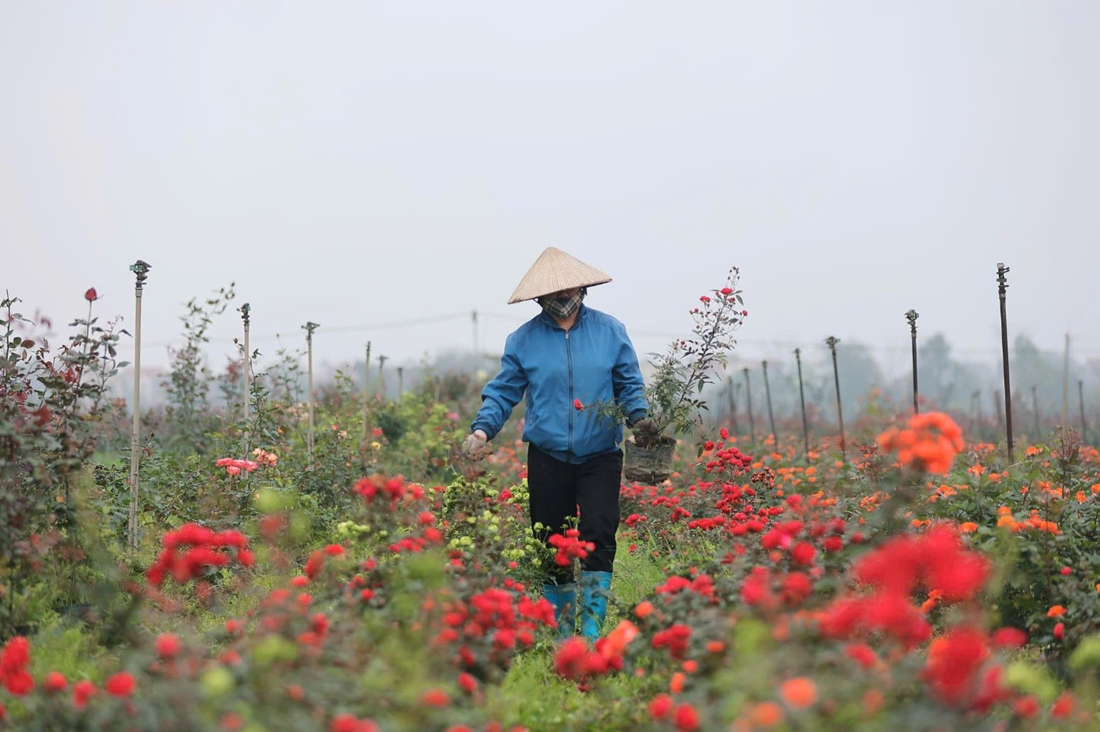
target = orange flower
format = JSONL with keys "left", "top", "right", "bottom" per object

{"left": 780, "top": 677, "right": 818, "bottom": 709}
{"left": 862, "top": 688, "right": 885, "bottom": 716}
{"left": 601, "top": 620, "right": 639, "bottom": 660}
{"left": 420, "top": 688, "right": 449, "bottom": 707}
{"left": 921, "top": 589, "right": 944, "bottom": 614}
{"left": 669, "top": 671, "right": 686, "bottom": 694}
{"left": 1047, "top": 605, "right": 1067, "bottom": 618}
{"left": 748, "top": 701, "right": 784, "bottom": 727}
{"left": 634, "top": 601, "right": 654, "bottom": 619}
{"left": 876, "top": 412, "right": 964, "bottom": 475}
{"left": 959, "top": 522, "right": 978, "bottom": 534}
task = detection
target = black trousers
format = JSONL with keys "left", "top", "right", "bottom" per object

{"left": 527, "top": 444, "right": 622, "bottom": 584}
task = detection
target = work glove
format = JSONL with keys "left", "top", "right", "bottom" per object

{"left": 462, "top": 430, "right": 489, "bottom": 460}
{"left": 631, "top": 417, "right": 660, "bottom": 448}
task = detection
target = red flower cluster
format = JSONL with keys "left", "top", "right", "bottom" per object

{"left": 387, "top": 528, "right": 444, "bottom": 555}
{"left": 651, "top": 623, "right": 692, "bottom": 660}
{"left": 146, "top": 524, "right": 255, "bottom": 587}
{"left": 434, "top": 587, "right": 555, "bottom": 669}
{"left": 548, "top": 529, "right": 594, "bottom": 567}
{"left": 354, "top": 475, "right": 423, "bottom": 506}
{"left": 819, "top": 525, "right": 990, "bottom": 650}
{"left": 329, "top": 713, "right": 381, "bottom": 732}
{"left": 700, "top": 437, "right": 753, "bottom": 476}
{"left": 104, "top": 672, "right": 135, "bottom": 697}
{"left": 923, "top": 627, "right": 996, "bottom": 707}
{"left": 741, "top": 567, "right": 815, "bottom": 611}
{"left": 215, "top": 457, "right": 259, "bottom": 476}
{"left": 853, "top": 525, "right": 989, "bottom": 602}
{"left": 685, "top": 515, "right": 725, "bottom": 531}
{"left": 0, "top": 636, "right": 33, "bottom": 696}
{"left": 877, "top": 412, "right": 964, "bottom": 474}
{"left": 554, "top": 621, "right": 639, "bottom": 681}
{"left": 650, "top": 694, "right": 701, "bottom": 730}
{"left": 655, "top": 574, "right": 716, "bottom": 603}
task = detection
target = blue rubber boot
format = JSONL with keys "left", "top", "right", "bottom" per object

{"left": 579, "top": 571, "right": 613, "bottom": 641}
{"left": 543, "top": 582, "right": 577, "bottom": 639}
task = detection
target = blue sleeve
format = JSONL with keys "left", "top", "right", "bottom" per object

{"left": 471, "top": 333, "right": 528, "bottom": 440}
{"left": 612, "top": 326, "right": 649, "bottom": 425}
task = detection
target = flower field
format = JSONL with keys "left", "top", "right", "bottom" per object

{"left": 4, "top": 292, "right": 1100, "bottom": 731}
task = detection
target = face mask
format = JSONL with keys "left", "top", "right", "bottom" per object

{"left": 538, "top": 290, "right": 585, "bottom": 320}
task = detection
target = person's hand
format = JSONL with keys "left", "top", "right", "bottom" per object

{"left": 462, "top": 430, "right": 489, "bottom": 460}
{"left": 631, "top": 418, "right": 659, "bottom": 448}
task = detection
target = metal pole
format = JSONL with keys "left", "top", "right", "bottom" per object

{"left": 1032, "top": 385, "right": 1040, "bottom": 441}
{"left": 825, "top": 336, "right": 846, "bottom": 462}
{"left": 303, "top": 322, "right": 319, "bottom": 459}
{"left": 762, "top": 360, "right": 778, "bottom": 452}
{"left": 742, "top": 367, "right": 756, "bottom": 446}
{"left": 975, "top": 391, "right": 983, "bottom": 441}
{"left": 241, "top": 304, "right": 251, "bottom": 423}
{"left": 1063, "top": 333, "right": 1070, "bottom": 426}
{"left": 363, "top": 341, "right": 371, "bottom": 444}
{"left": 996, "top": 263, "right": 1014, "bottom": 463}
{"left": 795, "top": 348, "right": 810, "bottom": 456}
{"left": 726, "top": 377, "right": 740, "bottom": 438}
{"left": 127, "top": 260, "right": 151, "bottom": 550}
{"left": 472, "top": 310, "right": 479, "bottom": 362}
{"left": 378, "top": 355, "right": 388, "bottom": 400}
{"left": 1080, "top": 380, "right": 1088, "bottom": 445}
{"left": 397, "top": 366, "right": 404, "bottom": 397}
{"left": 905, "top": 309, "right": 919, "bottom": 414}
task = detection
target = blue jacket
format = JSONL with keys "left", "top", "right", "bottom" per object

{"left": 471, "top": 305, "right": 649, "bottom": 464}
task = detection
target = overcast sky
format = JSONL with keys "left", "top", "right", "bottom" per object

{"left": 2, "top": 2, "right": 1097, "bottom": 379}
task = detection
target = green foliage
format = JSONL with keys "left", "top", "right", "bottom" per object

{"left": 161, "top": 283, "right": 236, "bottom": 453}
{"left": 0, "top": 293, "right": 126, "bottom": 636}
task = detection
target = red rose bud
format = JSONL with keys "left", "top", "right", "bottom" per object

{"left": 84, "top": 288, "right": 98, "bottom": 302}
{"left": 43, "top": 672, "right": 67, "bottom": 694}
{"left": 1054, "top": 622, "right": 1065, "bottom": 640}
{"left": 573, "top": 399, "right": 584, "bottom": 411}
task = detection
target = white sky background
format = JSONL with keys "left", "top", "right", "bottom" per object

{"left": 1, "top": 2, "right": 1098, "bottom": 380}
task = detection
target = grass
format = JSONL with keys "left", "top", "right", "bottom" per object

{"left": 485, "top": 530, "right": 668, "bottom": 728}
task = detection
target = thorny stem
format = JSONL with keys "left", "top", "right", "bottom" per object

{"left": 658, "top": 270, "right": 741, "bottom": 434}
{"left": 3, "top": 293, "right": 13, "bottom": 366}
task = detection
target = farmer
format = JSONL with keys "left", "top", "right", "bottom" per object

{"left": 462, "top": 247, "right": 658, "bottom": 640}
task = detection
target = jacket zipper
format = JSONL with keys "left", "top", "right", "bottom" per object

{"left": 566, "top": 330, "right": 573, "bottom": 458}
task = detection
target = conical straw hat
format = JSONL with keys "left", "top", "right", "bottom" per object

{"left": 507, "top": 247, "right": 612, "bottom": 304}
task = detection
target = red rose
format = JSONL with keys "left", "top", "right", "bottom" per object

{"left": 84, "top": 288, "right": 98, "bottom": 302}
{"left": 649, "top": 694, "right": 674, "bottom": 720}
{"left": 104, "top": 672, "right": 135, "bottom": 697}
{"left": 43, "top": 672, "right": 67, "bottom": 693}
{"left": 73, "top": 680, "right": 96, "bottom": 708}
{"left": 155, "top": 633, "right": 181, "bottom": 659}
